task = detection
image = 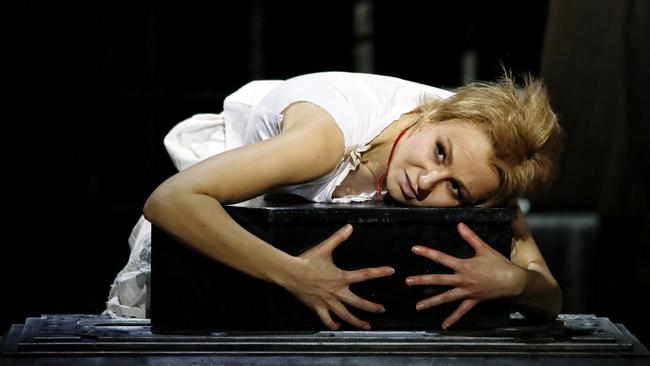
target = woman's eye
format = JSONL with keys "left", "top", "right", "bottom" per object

{"left": 450, "top": 181, "right": 461, "bottom": 199}
{"left": 436, "top": 142, "right": 446, "bottom": 162}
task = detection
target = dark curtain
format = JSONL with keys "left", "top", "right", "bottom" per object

{"left": 541, "top": 0, "right": 650, "bottom": 344}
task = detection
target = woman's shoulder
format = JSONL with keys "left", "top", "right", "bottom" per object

{"left": 224, "top": 79, "right": 285, "bottom": 108}
{"left": 226, "top": 71, "right": 452, "bottom": 102}
{"left": 282, "top": 71, "right": 412, "bottom": 85}
{"left": 288, "top": 72, "right": 455, "bottom": 99}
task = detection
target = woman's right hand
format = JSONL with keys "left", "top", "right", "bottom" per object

{"left": 285, "top": 224, "right": 395, "bottom": 330}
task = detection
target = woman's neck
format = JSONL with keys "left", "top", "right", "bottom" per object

{"left": 333, "top": 113, "right": 418, "bottom": 198}
{"left": 361, "top": 113, "right": 417, "bottom": 180}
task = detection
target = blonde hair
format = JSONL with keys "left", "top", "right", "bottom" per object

{"left": 410, "top": 73, "right": 563, "bottom": 207}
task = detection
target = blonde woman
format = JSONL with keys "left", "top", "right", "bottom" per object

{"left": 106, "top": 71, "right": 563, "bottom": 331}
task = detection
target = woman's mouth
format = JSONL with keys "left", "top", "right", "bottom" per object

{"left": 401, "top": 171, "right": 417, "bottom": 199}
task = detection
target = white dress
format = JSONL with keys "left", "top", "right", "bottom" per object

{"left": 104, "top": 72, "right": 454, "bottom": 318}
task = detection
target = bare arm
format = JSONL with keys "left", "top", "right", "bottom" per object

{"left": 510, "top": 207, "right": 563, "bottom": 320}
{"left": 144, "top": 103, "right": 343, "bottom": 284}
{"left": 144, "top": 102, "right": 393, "bottom": 329}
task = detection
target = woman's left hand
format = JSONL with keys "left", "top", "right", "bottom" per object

{"left": 405, "top": 222, "right": 526, "bottom": 329}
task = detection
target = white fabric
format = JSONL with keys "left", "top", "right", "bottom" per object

{"left": 104, "top": 215, "right": 152, "bottom": 319}
{"left": 105, "top": 72, "right": 454, "bottom": 318}
{"left": 243, "top": 72, "right": 454, "bottom": 202}
{"left": 164, "top": 80, "right": 283, "bottom": 171}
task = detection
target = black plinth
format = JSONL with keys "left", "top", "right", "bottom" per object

{"left": 151, "top": 196, "right": 517, "bottom": 332}
{"left": 1, "top": 314, "right": 648, "bottom": 366}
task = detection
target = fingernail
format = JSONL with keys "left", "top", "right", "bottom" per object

{"left": 412, "top": 246, "right": 421, "bottom": 253}
{"left": 379, "top": 307, "right": 386, "bottom": 313}
{"left": 388, "top": 268, "right": 395, "bottom": 275}
{"left": 459, "top": 223, "right": 467, "bottom": 232}
{"left": 364, "top": 323, "right": 371, "bottom": 330}
{"left": 416, "top": 303, "right": 424, "bottom": 311}
{"left": 342, "top": 224, "right": 351, "bottom": 233}
{"left": 405, "top": 278, "right": 413, "bottom": 285}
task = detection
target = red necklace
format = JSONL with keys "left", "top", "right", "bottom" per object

{"left": 374, "top": 125, "right": 412, "bottom": 201}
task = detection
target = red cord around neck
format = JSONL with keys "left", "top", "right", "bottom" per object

{"left": 375, "top": 125, "right": 412, "bottom": 201}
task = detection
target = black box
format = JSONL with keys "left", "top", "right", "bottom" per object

{"left": 151, "top": 196, "right": 516, "bottom": 332}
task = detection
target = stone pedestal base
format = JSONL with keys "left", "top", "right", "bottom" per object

{"left": 151, "top": 196, "right": 516, "bottom": 331}
{"left": 2, "top": 314, "right": 648, "bottom": 365}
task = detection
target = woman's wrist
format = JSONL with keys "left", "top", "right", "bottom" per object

{"left": 512, "top": 264, "right": 562, "bottom": 320}
{"left": 267, "top": 254, "right": 309, "bottom": 290}
{"left": 508, "top": 263, "right": 530, "bottom": 299}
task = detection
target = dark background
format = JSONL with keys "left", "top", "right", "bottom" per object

{"left": 3, "top": 0, "right": 649, "bottom": 346}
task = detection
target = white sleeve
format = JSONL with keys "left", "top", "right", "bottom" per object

{"left": 223, "top": 80, "right": 284, "bottom": 150}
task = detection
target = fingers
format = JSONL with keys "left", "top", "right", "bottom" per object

{"left": 345, "top": 266, "right": 395, "bottom": 284}
{"left": 315, "top": 295, "right": 377, "bottom": 331}
{"left": 329, "top": 300, "right": 371, "bottom": 330}
{"left": 320, "top": 224, "right": 353, "bottom": 254}
{"left": 340, "top": 267, "right": 393, "bottom": 314}
{"left": 457, "top": 222, "right": 489, "bottom": 253}
{"left": 315, "top": 306, "right": 341, "bottom": 331}
{"left": 412, "top": 246, "right": 461, "bottom": 271}
{"left": 442, "top": 299, "right": 478, "bottom": 329}
{"left": 339, "top": 288, "right": 386, "bottom": 314}
{"left": 405, "top": 274, "right": 460, "bottom": 287}
{"left": 416, "top": 287, "right": 465, "bottom": 311}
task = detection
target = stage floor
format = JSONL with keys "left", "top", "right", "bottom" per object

{"left": 1, "top": 313, "right": 648, "bottom": 365}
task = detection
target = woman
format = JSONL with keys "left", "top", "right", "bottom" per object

{"left": 106, "top": 71, "right": 563, "bottom": 330}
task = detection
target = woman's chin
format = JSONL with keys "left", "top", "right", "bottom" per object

{"left": 385, "top": 190, "right": 418, "bottom": 206}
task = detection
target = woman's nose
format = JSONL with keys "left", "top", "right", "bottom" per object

{"left": 417, "top": 169, "right": 447, "bottom": 191}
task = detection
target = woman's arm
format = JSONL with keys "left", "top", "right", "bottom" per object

{"left": 510, "top": 207, "right": 563, "bottom": 320}
{"left": 144, "top": 102, "right": 394, "bottom": 330}
{"left": 145, "top": 102, "right": 343, "bottom": 281}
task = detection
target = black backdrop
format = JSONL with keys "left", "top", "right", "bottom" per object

{"left": 4, "top": 0, "right": 649, "bottom": 346}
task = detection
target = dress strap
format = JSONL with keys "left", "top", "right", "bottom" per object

{"left": 375, "top": 126, "right": 412, "bottom": 200}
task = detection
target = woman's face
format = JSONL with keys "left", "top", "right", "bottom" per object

{"left": 386, "top": 120, "right": 499, "bottom": 207}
